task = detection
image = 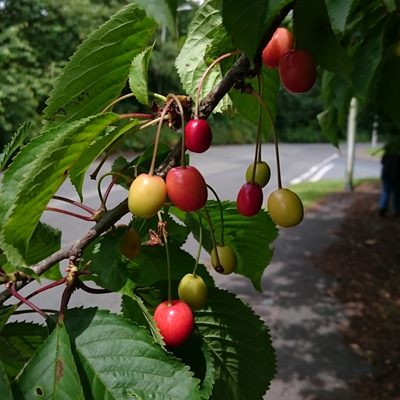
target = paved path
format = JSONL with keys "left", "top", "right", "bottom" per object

{"left": 210, "top": 192, "right": 372, "bottom": 400}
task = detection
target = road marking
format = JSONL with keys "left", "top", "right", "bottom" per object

{"left": 309, "top": 163, "right": 335, "bottom": 182}
{"left": 289, "top": 153, "right": 339, "bottom": 184}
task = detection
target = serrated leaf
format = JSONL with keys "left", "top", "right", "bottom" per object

{"left": 11, "top": 323, "right": 84, "bottom": 400}
{"left": 195, "top": 288, "right": 276, "bottom": 400}
{"left": 171, "top": 201, "right": 278, "bottom": 292}
{"left": 0, "top": 305, "right": 17, "bottom": 333}
{"left": 56, "top": 308, "right": 203, "bottom": 400}
{"left": 229, "top": 67, "right": 280, "bottom": 140}
{"left": 351, "top": 20, "right": 384, "bottom": 102}
{"left": 43, "top": 4, "right": 157, "bottom": 129}
{"left": 0, "top": 359, "right": 13, "bottom": 400}
{"left": 134, "top": 0, "right": 178, "bottom": 33}
{"left": 294, "top": 0, "right": 352, "bottom": 82}
{"left": 129, "top": 43, "right": 156, "bottom": 105}
{"left": 0, "top": 322, "right": 48, "bottom": 380}
{"left": 176, "top": 0, "right": 233, "bottom": 113}
{"left": 169, "top": 330, "right": 215, "bottom": 399}
{"left": 0, "top": 113, "right": 119, "bottom": 271}
{"left": 26, "top": 222, "right": 62, "bottom": 281}
{"left": 70, "top": 118, "right": 140, "bottom": 201}
{"left": 326, "top": 0, "right": 360, "bottom": 33}
{"left": 222, "top": 0, "right": 270, "bottom": 62}
{"left": 0, "top": 122, "right": 29, "bottom": 171}
{"left": 86, "top": 226, "right": 140, "bottom": 292}
{"left": 121, "top": 293, "right": 165, "bottom": 346}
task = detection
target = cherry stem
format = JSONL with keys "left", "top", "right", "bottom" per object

{"left": 25, "top": 278, "right": 66, "bottom": 302}
{"left": 158, "top": 211, "right": 172, "bottom": 306}
{"left": 192, "top": 212, "right": 203, "bottom": 278}
{"left": 90, "top": 118, "right": 160, "bottom": 180}
{"left": 252, "top": 74, "right": 264, "bottom": 182}
{"left": 97, "top": 172, "right": 132, "bottom": 211}
{"left": 52, "top": 195, "right": 96, "bottom": 215}
{"left": 167, "top": 93, "right": 187, "bottom": 169}
{"left": 78, "top": 281, "right": 111, "bottom": 294}
{"left": 103, "top": 165, "right": 128, "bottom": 205}
{"left": 148, "top": 92, "right": 168, "bottom": 102}
{"left": 149, "top": 99, "right": 174, "bottom": 176}
{"left": 206, "top": 184, "right": 225, "bottom": 246}
{"left": 195, "top": 50, "right": 242, "bottom": 120}
{"left": 10, "top": 283, "right": 48, "bottom": 320}
{"left": 45, "top": 207, "right": 96, "bottom": 221}
{"left": 204, "top": 205, "right": 221, "bottom": 267}
{"left": 250, "top": 89, "right": 282, "bottom": 189}
{"left": 58, "top": 281, "right": 76, "bottom": 323}
{"left": 102, "top": 92, "right": 138, "bottom": 113}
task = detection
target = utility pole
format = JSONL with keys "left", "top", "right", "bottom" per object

{"left": 345, "top": 97, "right": 357, "bottom": 192}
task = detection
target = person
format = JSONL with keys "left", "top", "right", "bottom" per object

{"left": 378, "top": 139, "right": 400, "bottom": 217}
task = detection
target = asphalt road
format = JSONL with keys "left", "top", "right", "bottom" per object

{"left": 7, "top": 142, "right": 381, "bottom": 324}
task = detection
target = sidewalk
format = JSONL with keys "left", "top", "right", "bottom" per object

{"left": 211, "top": 191, "right": 372, "bottom": 399}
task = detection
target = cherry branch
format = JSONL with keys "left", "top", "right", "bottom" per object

{"left": 0, "top": 4, "right": 294, "bottom": 306}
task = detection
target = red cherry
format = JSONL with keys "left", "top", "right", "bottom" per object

{"left": 166, "top": 166, "right": 208, "bottom": 212}
{"left": 279, "top": 49, "right": 317, "bottom": 94}
{"left": 185, "top": 119, "right": 212, "bottom": 153}
{"left": 262, "top": 27, "right": 293, "bottom": 69}
{"left": 236, "top": 182, "right": 263, "bottom": 217}
{"left": 153, "top": 300, "right": 194, "bottom": 347}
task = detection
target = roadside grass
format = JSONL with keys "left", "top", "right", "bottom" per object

{"left": 288, "top": 178, "right": 379, "bottom": 209}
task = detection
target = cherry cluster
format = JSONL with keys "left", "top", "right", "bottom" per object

{"left": 262, "top": 27, "right": 317, "bottom": 94}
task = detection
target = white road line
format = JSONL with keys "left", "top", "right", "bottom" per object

{"left": 309, "top": 163, "right": 334, "bottom": 182}
{"left": 289, "top": 153, "right": 339, "bottom": 184}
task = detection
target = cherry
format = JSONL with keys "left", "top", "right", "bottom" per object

{"left": 262, "top": 27, "right": 293, "bottom": 69}
{"left": 236, "top": 182, "right": 263, "bottom": 217}
{"left": 118, "top": 225, "right": 141, "bottom": 260}
{"left": 166, "top": 166, "right": 208, "bottom": 212}
{"left": 210, "top": 245, "right": 237, "bottom": 275}
{"left": 185, "top": 119, "right": 212, "bottom": 153}
{"left": 279, "top": 49, "right": 317, "bottom": 94}
{"left": 128, "top": 173, "right": 167, "bottom": 219}
{"left": 153, "top": 300, "right": 194, "bottom": 347}
{"left": 245, "top": 161, "right": 271, "bottom": 188}
{"left": 267, "top": 188, "right": 304, "bottom": 227}
{"left": 178, "top": 273, "right": 208, "bottom": 310}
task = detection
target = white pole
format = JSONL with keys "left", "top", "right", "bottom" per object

{"left": 371, "top": 115, "right": 378, "bottom": 148}
{"left": 345, "top": 97, "right": 357, "bottom": 192}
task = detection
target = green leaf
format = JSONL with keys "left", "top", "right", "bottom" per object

{"left": 176, "top": 0, "right": 233, "bottom": 113}
{"left": 171, "top": 201, "right": 278, "bottom": 292}
{"left": 0, "top": 359, "right": 13, "bottom": 400}
{"left": 294, "top": 0, "right": 352, "bottom": 82}
{"left": 58, "top": 308, "right": 203, "bottom": 400}
{"left": 69, "top": 118, "right": 140, "bottom": 201}
{"left": 86, "top": 226, "right": 140, "bottom": 292}
{"left": 169, "top": 330, "right": 215, "bottom": 400}
{"left": 129, "top": 43, "right": 156, "bottom": 105}
{"left": 0, "top": 122, "right": 29, "bottom": 171}
{"left": 134, "top": 0, "right": 178, "bottom": 33}
{"left": 222, "top": 0, "right": 270, "bottom": 62}
{"left": 351, "top": 20, "right": 384, "bottom": 102}
{"left": 43, "top": 4, "right": 157, "bottom": 128}
{"left": 317, "top": 106, "right": 339, "bottom": 148}
{"left": 26, "top": 222, "right": 62, "bottom": 281}
{"left": 0, "top": 113, "right": 119, "bottom": 271}
{"left": 0, "top": 305, "right": 17, "bottom": 333}
{"left": 378, "top": 57, "right": 400, "bottom": 130}
{"left": 229, "top": 67, "right": 280, "bottom": 140}
{"left": 326, "top": 0, "right": 361, "bottom": 33}
{"left": 196, "top": 288, "right": 276, "bottom": 400}
{"left": 0, "top": 322, "right": 48, "bottom": 381}
{"left": 11, "top": 323, "right": 84, "bottom": 400}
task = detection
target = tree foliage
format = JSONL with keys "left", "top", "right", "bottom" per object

{"left": 0, "top": 0, "right": 399, "bottom": 399}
